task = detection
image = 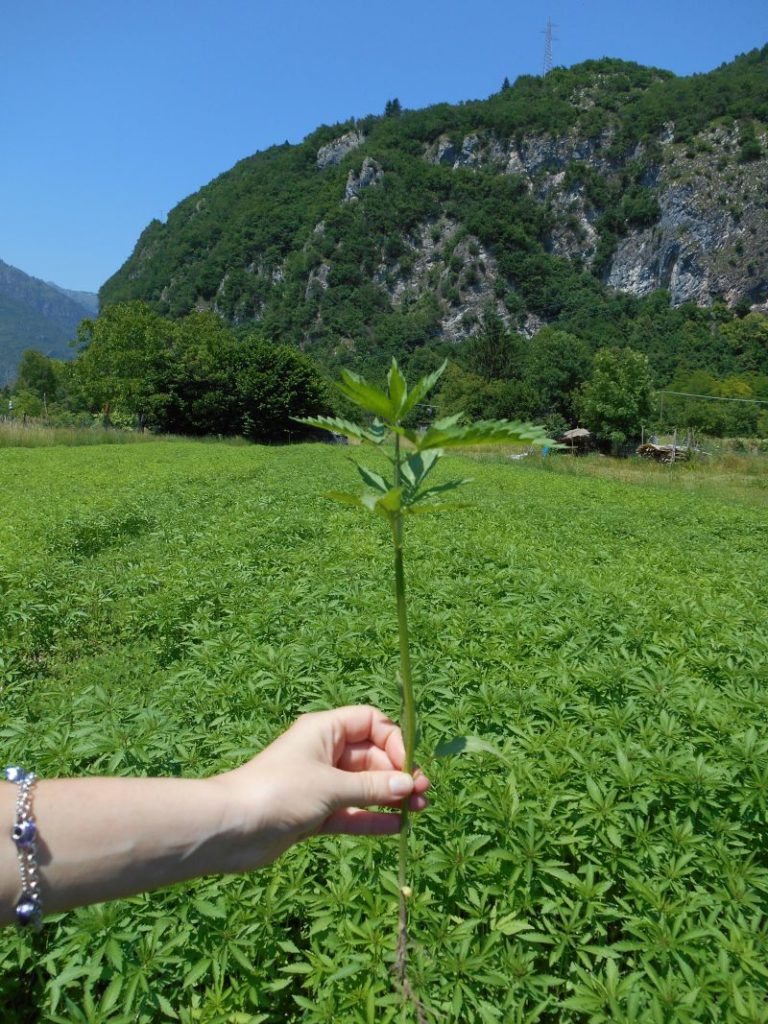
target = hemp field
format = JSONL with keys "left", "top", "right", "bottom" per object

{"left": 1, "top": 441, "right": 767, "bottom": 1023}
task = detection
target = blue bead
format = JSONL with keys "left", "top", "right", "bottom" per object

{"left": 15, "top": 899, "right": 38, "bottom": 927}
{"left": 3, "top": 766, "right": 26, "bottom": 784}
{"left": 12, "top": 819, "right": 36, "bottom": 846}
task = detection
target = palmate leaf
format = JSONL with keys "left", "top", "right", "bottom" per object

{"left": 434, "top": 734, "right": 508, "bottom": 761}
{"left": 416, "top": 418, "right": 556, "bottom": 452}
{"left": 399, "top": 360, "right": 447, "bottom": 420}
{"left": 387, "top": 360, "right": 408, "bottom": 417}
{"left": 400, "top": 449, "right": 441, "bottom": 491}
{"left": 325, "top": 486, "right": 403, "bottom": 519}
{"left": 294, "top": 415, "right": 388, "bottom": 445}
{"left": 325, "top": 490, "right": 373, "bottom": 511}
{"left": 338, "top": 369, "right": 396, "bottom": 421}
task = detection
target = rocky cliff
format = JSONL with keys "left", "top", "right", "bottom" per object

{"left": 100, "top": 49, "right": 768, "bottom": 372}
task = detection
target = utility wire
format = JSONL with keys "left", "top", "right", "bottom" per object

{"left": 659, "top": 390, "right": 768, "bottom": 406}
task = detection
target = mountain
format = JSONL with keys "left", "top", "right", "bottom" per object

{"left": 0, "top": 261, "right": 96, "bottom": 384}
{"left": 45, "top": 282, "right": 99, "bottom": 316}
{"left": 101, "top": 48, "right": 768, "bottom": 377}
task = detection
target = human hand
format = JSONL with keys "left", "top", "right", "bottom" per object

{"left": 213, "top": 706, "right": 430, "bottom": 873}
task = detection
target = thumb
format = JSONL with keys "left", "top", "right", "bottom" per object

{"left": 328, "top": 768, "right": 414, "bottom": 809}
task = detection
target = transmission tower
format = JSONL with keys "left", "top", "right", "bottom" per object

{"left": 542, "top": 18, "right": 557, "bottom": 75}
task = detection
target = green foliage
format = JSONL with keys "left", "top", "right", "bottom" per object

{"left": 75, "top": 302, "right": 174, "bottom": 424}
{"left": 524, "top": 328, "right": 592, "bottom": 422}
{"left": 579, "top": 348, "right": 655, "bottom": 447}
{"left": 71, "top": 302, "right": 332, "bottom": 438}
{"left": 96, "top": 48, "right": 768, "bottom": 394}
{"left": 300, "top": 360, "right": 555, "bottom": 992}
{"left": 1, "top": 441, "right": 767, "bottom": 1021}
{"left": 659, "top": 367, "right": 768, "bottom": 436}
{"left": 14, "top": 350, "right": 64, "bottom": 402}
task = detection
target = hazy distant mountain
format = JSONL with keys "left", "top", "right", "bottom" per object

{"left": 45, "top": 282, "right": 99, "bottom": 316}
{"left": 0, "top": 260, "right": 96, "bottom": 384}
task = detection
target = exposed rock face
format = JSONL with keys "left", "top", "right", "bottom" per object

{"left": 344, "top": 157, "right": 383, "bottom": 201}
{"left": 545, "top": 180, "right": 600, "bottom": 264}
{"left": 607, "top": 128, "right": 768, "bottom": 308}
{"left": 304, "top": 262, "right": 330, "bottom": 300}
{"left": 316, "top": 131, "right": 365, "bottom": 169}
{"left": 424, "top": 125, "right": 768, "bottom": 311}
{"left": 374, "top": 217, "right": 510, "bottom": 341}
{"left": 426, "top": 130, "right": 617, "bottom": 179}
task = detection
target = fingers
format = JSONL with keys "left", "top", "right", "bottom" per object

{"left": 324, "top": 763, "right": 430, "bottom": 814}
{"left": 336, "top": 741, "right": 398, "bottom": 773}
{"left": 321, "top": 794, "right": 430, "bottom": 836}
{"left": 296, "top": 706, "right": 406, "bottom": 769}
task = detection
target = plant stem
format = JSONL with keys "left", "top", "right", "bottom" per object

{"left": 392, "top": 434, "right": 416, "bottom": 987}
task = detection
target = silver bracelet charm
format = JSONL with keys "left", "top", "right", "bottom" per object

{"left": 4, "top": 766, "right": 43, "bottom": 929}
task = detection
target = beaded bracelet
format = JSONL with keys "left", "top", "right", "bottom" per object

{"left": 4, "top": 766, "right": 43, "bottom": 929}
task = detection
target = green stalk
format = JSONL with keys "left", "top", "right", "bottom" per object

{"left": 393, "top": 436, "right": 416, "bottom": 778}
{"left": 392, "top": 433, "right": 416, "bottom": 985}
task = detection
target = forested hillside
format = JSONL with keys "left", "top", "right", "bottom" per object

{"left": 7, "top": 48, "right": 767, "bottom": 442}
{"left": 101, "top": 48, "right": 768, "bottom": 391}
{"left": 0, "top": 260, "right": 96, "bottom": 383}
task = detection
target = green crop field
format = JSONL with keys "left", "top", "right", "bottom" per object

{"left": 1, "top": 441, "right": 767, "bottom": 1023}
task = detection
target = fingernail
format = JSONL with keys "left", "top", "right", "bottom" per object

{"left": 389, "top": 773, "right": 413, "bottom": 796}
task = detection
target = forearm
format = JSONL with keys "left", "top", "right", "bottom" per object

{"left": 0, "top": 776, "right": 241, "bottom": 925}
{"left": 0, "top": 707, "right": 429, "bottom": 927}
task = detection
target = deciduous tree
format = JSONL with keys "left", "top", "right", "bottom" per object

{"left": 578, "top": 347, "right": 654, "bottom": 449}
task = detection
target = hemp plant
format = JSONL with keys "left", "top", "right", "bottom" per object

{"left": 298, "top": 359, "right": 553, "bottom": 997}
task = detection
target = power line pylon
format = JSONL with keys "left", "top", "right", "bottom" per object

{"left": 542, "top": 18, "right": 557, "bottom": 75}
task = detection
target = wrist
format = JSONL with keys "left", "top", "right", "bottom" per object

{"left": 206, "top": 769, "right": 283, "bottom": 875}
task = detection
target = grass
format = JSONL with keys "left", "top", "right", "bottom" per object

{"left": 461, "top": 446, "right": 768, "bottom": 509}
{"left": 0, "top": 419, "right": 161, "bottom": 448}
{"left": 540, "top": 451, "right": 768, "bottom": 508}
{"left": 1, "top": 441, "right": 767, "bottom": 1023}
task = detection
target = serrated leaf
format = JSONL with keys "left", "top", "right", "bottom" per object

{"left": 156, "top": 992, "right": 178, "bottom": 1019}
{"left": 606, "top": 824, "right": 623, "bottom": 846}
{"left": 336, "top": 487, "right": 402, "bottom": 519}
{"left": 416, "top": 418, "right": 556, "bottom": 452}
{"left": 495, "top": 914, "right": 534, "bottom": 936}
{"left": 540, "top": 866, "right": 580, "bottom": 887}
{"left": 401, "top": 449, "right": 442, "bottom": 490}
{"left": 338, "top": 369, "right": 395, "bottom": 420}
{"left": 183, "top": 957, "right": 211, "bottom": 988}
{"left": 387, "top": 360, "right": 408, "bottom": 415}
{"left": 400, "top": 361, "right": 447, "bottom": 419}
{"left": 325, "top": 490, "right": 371, "bottom": 511}
{"left": 376, "top": 487, "right": 403, "bottom": 513}
{"left": 354, "top": 463, "right": 390, "bottom": 493}
{"left": 193, "top": 898, "right": 226, "bottom": 919}
{"left": 585, "top": 776, "right": 604, "bottom": 803}
{"left": 432, "top": 412, "right": 464, "bottom": 430}
{"left": 280, "top": 962, "right": 314, "bottom": 974}
{"left": 293, "top": 415, "right": 386, "bottom": 445}
{"left": 99, "top": 976, "right": 123, "bottom": 1015}
{"left": 434, "top": 734, "right": 506, "bottom": 760}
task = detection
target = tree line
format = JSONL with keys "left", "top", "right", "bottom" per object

{"left": 4, "top": 301, "right": 767, "bottom": 448}
{"left": 2, "top": 303, "right": 332, "bottom": 443}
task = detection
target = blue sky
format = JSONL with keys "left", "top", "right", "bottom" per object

{"left": 2, "top": 0, "right": 766, "bottom": 293}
